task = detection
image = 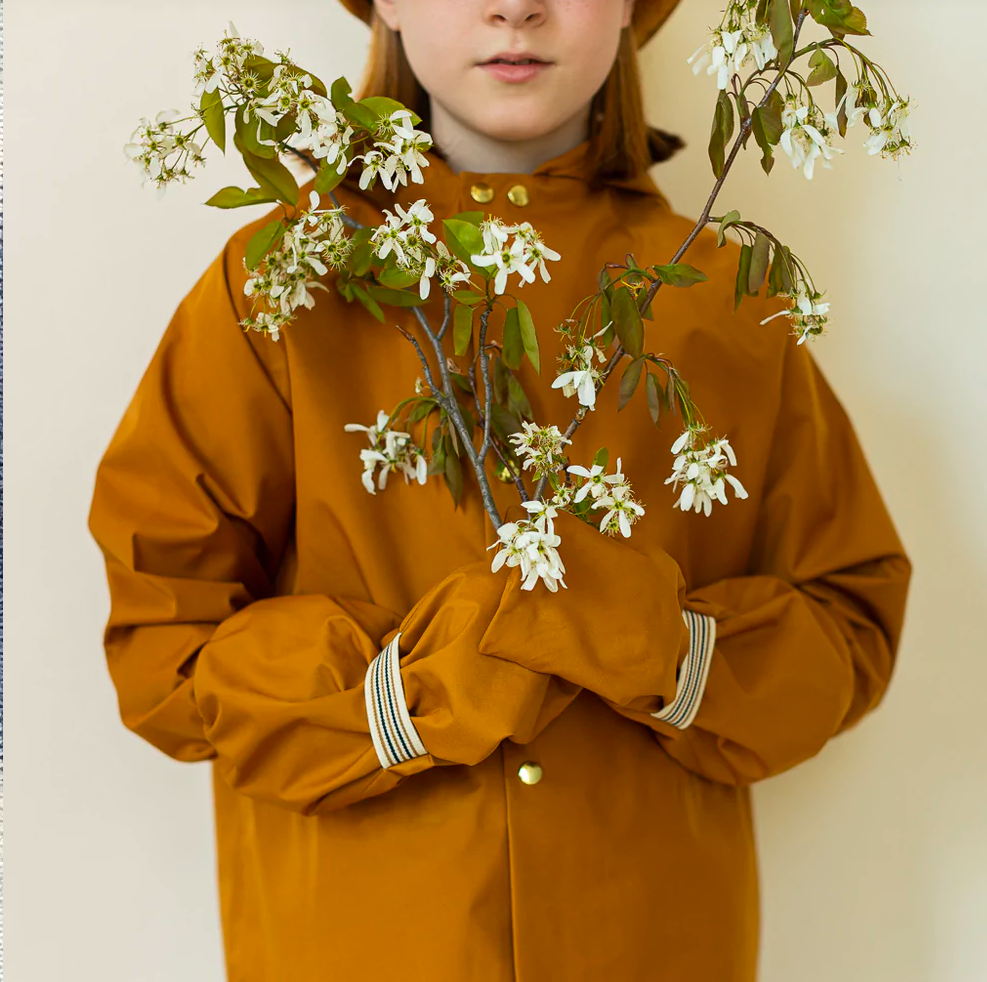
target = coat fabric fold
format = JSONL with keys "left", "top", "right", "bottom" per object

{"left": 88, "top": 136, "right": 911, "bottom": 981}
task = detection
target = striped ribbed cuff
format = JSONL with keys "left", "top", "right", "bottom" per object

{"left": 650, "top": 609, "right": 716, "bottom": 729}
{"left": 365, "top": 631, "right": 429, "bottom": 769}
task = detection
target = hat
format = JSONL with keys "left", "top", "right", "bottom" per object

{"left": 336, "top": 0, "right": 682, "bottom": 48}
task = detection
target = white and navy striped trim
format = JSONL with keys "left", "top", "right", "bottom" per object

{"left": 364, "top": 631, "right": 428, "bottom": 769}
{"left": 650, "top": 609, "right": 716, "bottom": 729}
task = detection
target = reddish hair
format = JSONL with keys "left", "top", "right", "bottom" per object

{"left": 351, "top": 10, "right": 683, "bottom": 189}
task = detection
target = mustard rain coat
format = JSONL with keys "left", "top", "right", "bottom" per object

{"left": 88, "top": 138, "right": 911, "bottom": 982}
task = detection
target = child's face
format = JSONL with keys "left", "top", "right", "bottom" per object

{"left": 372, "top": 0, "right": 635, "bottom": 142}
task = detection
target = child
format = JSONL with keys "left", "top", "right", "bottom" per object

{"left": 88, "top": 1, "right": 911, "bottom": 979}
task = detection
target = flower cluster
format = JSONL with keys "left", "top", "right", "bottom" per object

{"left": 123, "top": 109, "right": 206, "bottom": 196}
{"left": 665, "top": 427, "right": 748, "bottom": 516}
{"left": 760, "top": 286, "right": 830, "bottom": 344}
{"left": 858, "top": 98, "right": 914, "bottom": 161}
{"left": 192, "top": 20, "right": 264, "bottom": 98}
{"left": 344, "top": 410, "right": 428, "bottom": 495}
{"left": 687, "top": 1, "right": 778, "bottom": 89}
{"left": 471, "top": 219, "right": 561, "bottom": 295}
{"left": 551, "top": 325, "right": 609, "bottom": 410}
{"left": 779, "top": 95, "right": 842, "bottom": 179}
{"left": 241, "top": 190, "right": 352, "bottom": 340}
{"left": 488, "top": 501, "right": 567, "bottom": 592}
{"left": 355, "top": 110, "right": 433, "bottom": 191}
{"left": 508, "top": 422, "right": 572, "bottom": 479}
{"left": 567, "top": 457, "right": 645, "bottom": 538}
{"left": 370, "top": 199, "right": 471, "bottom": 299}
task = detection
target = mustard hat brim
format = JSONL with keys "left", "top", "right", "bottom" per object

{"left": 336, "top": 0, "right": 682, "bottom": 48}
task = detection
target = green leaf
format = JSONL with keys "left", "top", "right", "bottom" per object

{"left": 507, "top": 374, "right": 534, "bottom": 421}
{"left": 234, "top": 130, "right": 299, "bottom": 206}
{"left": 314, "top": 161, "right": 346, "bottom": 195}
{"left": 653, "top": 263, "right": 708, "bottom": 288}
{"left": 748, "top": 232, "right": 771, "bottom": 294}
{"left": 358, "top": 96, "right": 419, "bottom": 125}
{"left": 330, "top": 76, "right": 354, "bottom": 109}
{"left": 767, "top": 241, "right": 786, "bottom": 297}
{"left": 490, "top": 403, "right": 523, "bottom": 448}
{"left": 341, "top": 101, "right": 379, "bottom": 131}
{"left": 347, "top": 241, "right": 373, "bottom": 277}
{"left": 612, "top": 287, "right": 644, "bottom": 358}
{"left": 288, "top": 65, "right": 328, "bottom": 98}
{"left": 779, "top": 245, "right": 796, "bottom": 294}
{"left": 448, "top": 210, "right": 485, "bottom": 226}
{"left": 807, "top": 48, "right": 839, "bottom": 86}
{"left": 502, "top": 308, "right": 524, "bottom": 369}
{"left": 516, "top": 300, "right": 540, "bottom": 374}
{"left": 377, "top": 264, "right": 421, "bottom": 289}
{"left": 493, "top": 356, "right": 510, "bottom": 404}
{"left": 806, "top": 0, "right": 869, "bottom": 36}
{"left": 769, "top": 0, "right": 794, "bottom": 64}
{"left": 443, "top": 434, "right": 464, "bottom": 507}
{"left": 204, "top": 185, "right": 279, "bottom": 209}
{"left": 618, "top": 358, "right": 644, "bottom": 411}
{"left": 645, "top": 370, "right": 662, "bottom": 424}
{"left": 365, "top": 284, "right": 428, "bottom": 308}
{"left": 751, "top": 109, "right": 776, "bottom": 175}
{"left": 453, "top": 304, "right": 474, "bottom": 355}
{"left": 708, "top": 90, "right": 735, "bottom": 179}
{"left": 717, "top": 209, "right": 742, "bottom": 248}
{"left": 351, "top": 282, "right": 385, "bottom": 322}
{"left": 199, "top": 88, "right": 226, "bottom": 154}
{"left": 450, "top": 372, "right": 473, "bottom": 395}
{"left": 835, "top": 70, "right": 849, "bottom": 137}
{"left": 443, "top": 219, "right": 486, "bottom": 265}
{"left": 234, "top": 104, "right": 278, "bottom": 159}
{"left": 242, "top": 55, "right": 278, "bottom": 83}
{"left": 453, "top": 290, "right": 483, "bottom": 305}
{"left": 245, "top": 219, "right": 286, "bottom": 269}
{"left": 408, "top": 399, "right": 436, "bottom": 423}
{"left": 735, "top": 244, "right": 753, "bottom": 311}
{"left": 593, "top": 447, "right": 610, "bottom": 469}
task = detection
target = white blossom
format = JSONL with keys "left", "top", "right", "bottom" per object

{"left": 470, "top": 219, "right": 560, "bottom": 295}
{"left": 566, "top": 460, "right": 621, "bottom": 504}
{"left": 665, "top": 427, "right": 748, "bottom": 516}
{"left": 592, "top": 459, "right": 646, "bottom": 538}
{"left": 192, "top": 21, "right": 264, "bottom": 98}
{"left": 760, "top": 287, "right": 830, "bottom": 344}
{"left": 354, "top": 110, "right": 433, "bottom": 191}
{"left": 241, "top": 190, "right": 351, "bottom": 340}
{"left": 687, "top": 2, "right": 778, "bottom": 90}
{"left": 487, "top": 501, "right": 567, "bottom": 592}
{"left": 124, "top": 109, "right": 206, "bottom": 195}
{"left": 508, "top": 422, "right": 572, "bottom": 478}
{"left": 778, "top": 95, "right": 843, "bottom": 179}
{"left": 343, "top": 410, "right": 428, "bottom": 495}
{"left": 551, "top": 327, "right": 609, "bottom": 409}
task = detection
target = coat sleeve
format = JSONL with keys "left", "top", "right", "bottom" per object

{"left": 88, "top": 233, "right": 580, "bottom": 816}
{"left": 601, "top": 337, "right": 912, "bottom": 787}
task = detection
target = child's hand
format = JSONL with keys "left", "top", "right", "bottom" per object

{"left": 392, "top": 557, "right": 582, "bottom": 765}
{"left": 476, "top": 504, "right": 689, "bottom": 709}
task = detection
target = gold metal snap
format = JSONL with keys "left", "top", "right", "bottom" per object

{"left": 470, "top": 182, "right": 495, "bottom": 204}
{"left": 517, "top": 761, "right": 543, "bottom": 785}
{"left": 507, "top": 184, "right": 530, "bottom": 207}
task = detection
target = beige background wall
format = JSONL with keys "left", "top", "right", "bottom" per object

{"left": 5, "top": 1, "right": 985, "bottom": 979}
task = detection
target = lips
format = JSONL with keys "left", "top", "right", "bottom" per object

{"left": 478, "top": 52, "right": 553, "bottom": 84}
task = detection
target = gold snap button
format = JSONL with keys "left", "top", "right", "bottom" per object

{"left": 470, "top": 182, "right": 495, "bottom": 204}
{"left": 507, "top": 184, "right": 530, "bottom": 207}
{"left": 517, "top": 761, "right": 543, "bottom": 785}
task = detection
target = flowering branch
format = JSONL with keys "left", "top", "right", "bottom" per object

{"left": 126, "top": 4, "right": 913, "bottom": 590}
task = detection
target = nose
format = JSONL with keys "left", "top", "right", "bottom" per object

{"left": 485, "top": 0, "right": 547, "bottom": 30}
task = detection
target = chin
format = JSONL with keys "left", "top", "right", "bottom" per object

{"left": 467, "top": 108, "right": 570, "bottom": 144}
